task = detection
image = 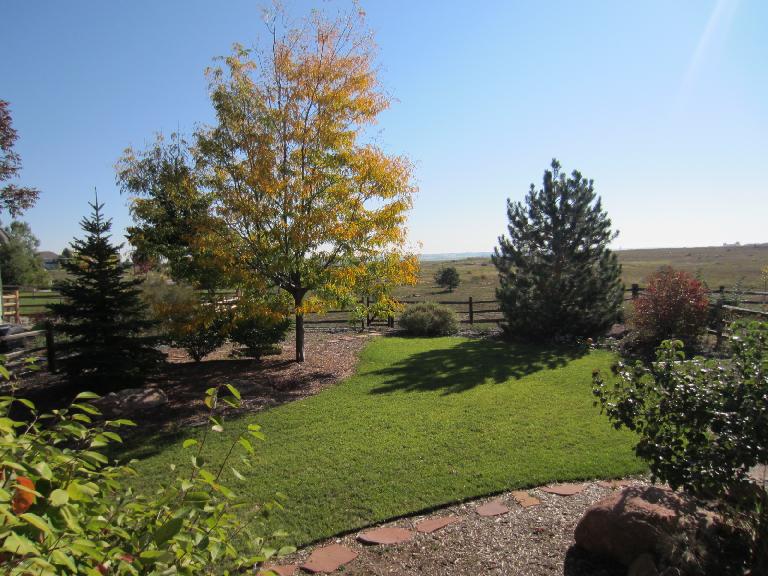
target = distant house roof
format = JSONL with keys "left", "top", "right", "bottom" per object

{"left": 37, "top": 251, "right": 60, "bottom": 261}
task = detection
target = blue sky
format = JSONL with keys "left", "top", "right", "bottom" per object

{"left": 2, "top": 0, "right": 766, "bottom": 254}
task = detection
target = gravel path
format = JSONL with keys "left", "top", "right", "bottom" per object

{"left": 270, "top": 478, "right": 649, "bottom": 576}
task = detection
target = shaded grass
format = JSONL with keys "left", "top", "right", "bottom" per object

{"left": 128, "top": 336, "right": 644, "bottom": 547}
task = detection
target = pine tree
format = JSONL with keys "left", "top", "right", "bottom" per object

{"left": 49, "top": 198, "right": 163, "bottom": 390}
{"left": 492, "top": 159, "right": 623, "bottom": 340}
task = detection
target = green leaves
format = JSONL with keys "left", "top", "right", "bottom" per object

{"left": 0, "top": 360, "right": 280, "bottom": 575}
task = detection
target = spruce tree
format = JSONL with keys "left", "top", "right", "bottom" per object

{"left": 49, "top": 198, "right": 163, "bottom": 390}
{"left": 492, "top": 159, "right": 623, "bottom": 340}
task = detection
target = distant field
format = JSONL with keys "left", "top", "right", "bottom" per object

{"left": 395, "top": 244, "right": 768, "bottom": 305}
{"left": 12, "top": 244, "right": 768, "bottom": 320}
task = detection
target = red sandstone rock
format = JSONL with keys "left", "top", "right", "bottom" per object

{"left": 541, "top": 483, "right": 585, "bottom": 496}
{"left": 511, "top": 490, "right": 541, "bottom": 508}
{"left": 357, "top": 527, "right": 413, "bottom": 545}
{"left": 574, "top": 486, "right": 697, "bottom": 566}
{"left": 475, "top": 499, "right": 509, "bottom": 517}
{"left": 415, "top": 516, "right": 460, "bottom": 533}
{"left": 300, "top": 544, "right": 358, "bottom": 573}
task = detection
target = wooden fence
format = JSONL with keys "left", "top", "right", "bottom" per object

{"left": 0, "top": 322, "right": 57, "bottom": 373}
{"left": 4, "top": 285, "right": 767, "bottom": 329}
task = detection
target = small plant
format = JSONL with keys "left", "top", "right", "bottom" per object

{"left": 627, "top": 266, "right": 709, "bottom": 358}
{"left": 593, "top": 322, "right": 768, "bottom": 573}
{"left": 434, "top": 266, "right": 460, "bottom": 292}
{"left": 142, "top": 276, "right": 227, "bottom": 362}
{"left": 229, "top": 301, "right": 291, "bottom": 360}
{"left": 399, "top": 302, "right": 458, "bottom": 336}
{"left": 0, "top": 365, "right": 293, "bottom": 574}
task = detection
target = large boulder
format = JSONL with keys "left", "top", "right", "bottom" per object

{"left": 574, "top": 486, "right": 712, "bottom": 567}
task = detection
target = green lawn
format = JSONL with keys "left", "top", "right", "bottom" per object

{"left": 129, "top": 336, "right": 644, "bottom": 547}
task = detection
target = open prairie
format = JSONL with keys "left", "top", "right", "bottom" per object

{"left": 395, "top": 244, "right": 768, "bottom": 304}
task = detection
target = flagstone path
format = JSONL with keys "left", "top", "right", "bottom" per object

{"left": 261, "top": 478, "right": 645, "bottom": 575}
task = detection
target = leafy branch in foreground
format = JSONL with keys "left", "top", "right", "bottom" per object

{"left": 592, "top": 321, "right": 768, "bottom": 574}
{"left": 0, "top": 373, "right": 293, "bottom": 575}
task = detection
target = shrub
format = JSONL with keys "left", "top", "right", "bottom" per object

{"left": 0, "top": 371, "right": 293, "bottom": 574}
{"left": 629, "top": 266, "right": 709, "bottom": 357}
{"left": 399, "top": 302, "right": 458, "bottom": 336}
{"left": 434, "top": 267, "right": 460, "bottom": 291}
{"left": 229, "top": 303, "right": 291, "bottom": 360}
{"left": 142, "top": 276, "right": 227, "bottom": 361}
{"left": 593, "top": 322, "right": 768, "bottom": 574}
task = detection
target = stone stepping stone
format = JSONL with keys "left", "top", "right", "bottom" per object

{"left": 258, "top": 565, "right": 298, "bottom": 576}
{"left": 597, "top": 479, "right": 632, "bottom": 490}
{"left": 415, "top": 515, "right": 460, "bottom": 533}
{"left": 511, "top": 490, "right": 541, "bottom": 508}
{"left": 300, "top": 544, "right": 358, "bottom": 573}
{"left": 357, "top": 527, "right": 413, "bottom": 545}
{"left": 540, "top": 483, "right": 585, "bottom": 496}
{"left": 475, "top": 499, "right": 509, "bottom": 517}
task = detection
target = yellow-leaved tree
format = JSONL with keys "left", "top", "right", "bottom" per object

{"left": 118, "top": 7, "right": 417, "bottom": 361}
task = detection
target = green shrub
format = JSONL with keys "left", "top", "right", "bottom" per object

{"left": 433, "top": 266, "right": 460, "bottom": 291}
{"left": 142, "top": 275, "right": 227, "bottom": 362}
{"left": 398, "top": 302, "right": 458, "bottom": 336}
{"left": 0, "top": 372, "right": 293, "bottom": 574}
{"left": 229, "top": 308, "right": 291, "bottom": 359}
{"left": 593, "top": 321, "right": 768, "bottom": 574}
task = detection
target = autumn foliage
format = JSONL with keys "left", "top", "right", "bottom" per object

{"left": 118, "top": 8, "right": 417, "bottom": 362}
{"left": 631, "top": 266, "right": 710, "bottom": 354}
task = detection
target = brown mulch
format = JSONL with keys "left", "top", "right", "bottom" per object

{"left": 12, "top": 328, "right": 381, "bottom": 433}
{"left": 146, "top": 328, "right": 381, "bottom": 431}
{"left": 270, "top": 479, "right": 648, "bottom": 576}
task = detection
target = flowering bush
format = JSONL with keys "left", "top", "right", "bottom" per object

{"left": 0, "top": 374, "right": 292, "bottom": 574}
{"left": 627, "top": 266, "right": 709, "bottom": 357}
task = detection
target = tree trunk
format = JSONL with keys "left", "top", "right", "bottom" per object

{"left": 295, "top": 311, "right": 305, "bottom": 363}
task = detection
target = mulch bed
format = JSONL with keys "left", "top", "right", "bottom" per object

{"left": 268, "top": 479, "right": 647, "bottom": 576}
{"left": 11, "top": 328, "right": 381, "bottom": 434}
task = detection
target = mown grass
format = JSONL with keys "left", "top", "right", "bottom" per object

{"left": 128, "top": 336, "right": 644, "bottom": 547}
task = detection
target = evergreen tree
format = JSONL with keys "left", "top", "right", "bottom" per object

{"left": 434, "top": 266, "right": 460, "bottom": 291}
{"left": 49, "top": 198, "right": 163, "bottom": 390}
{"left": 492, "top": 159, "right": 623, "bottom": 340}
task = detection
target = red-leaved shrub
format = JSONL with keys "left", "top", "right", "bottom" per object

{"left": 629, "top": 266, "right": 710, "bottom": 356}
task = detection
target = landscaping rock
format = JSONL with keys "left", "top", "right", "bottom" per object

{"left": 357, "top": 527, "right": 413, "bottom": 545}
{"left": 606, "top": 323, "right": 628, "bottom": 339}
{"left": 628, "top": 553, "right": 659, "bottom": 576}
{"left": 511, "top": 490, "right": 541, "bottom": 508}
{"left": 258, "top": 564, "right": 298, "bottom": 576}
{"left": 300, "top": 544, "right": 358, "bottom": 573}
{"left": 574, "top": 485, "right": 702, "bottom": 566}
{"left": 476, "top": 499, "right": 509, "bottom": 517}
{"left": 541, "top": 483, "right": 585, "bottom": 496}
{"left": 95, "top": 387, "right": 168, "bottom": 415}
{"left": 415, "top": 515, "right": 460, "bottom": 533}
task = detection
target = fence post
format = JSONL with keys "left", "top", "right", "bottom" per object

{"left": 631, "top": 284, "right": 639, "bottom": 300}
{"left": 719, "top": 285, "right": 725, "bottom": 298}
{"left": 366, "top": 296, "right": 371, "bottom": 327}
{"left": 45, "top": 321, "right": 56, "bottom": 373}
{"left": 468, "top": 296, "right": 474, "bottom": 325}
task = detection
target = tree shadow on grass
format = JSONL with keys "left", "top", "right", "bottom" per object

{"left": 368, "top": 338, "right": 587, "bottom": 396}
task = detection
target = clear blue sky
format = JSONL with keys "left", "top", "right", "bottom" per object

{"left": 3, "top": 0, "right": 766, "bottom": 254}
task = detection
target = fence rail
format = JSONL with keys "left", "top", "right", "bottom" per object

{"left": 0, "top": 323, "right": 57, "bottom": 372}
{"left": 5, "top": 284, "right": 767, "bottom": 329}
